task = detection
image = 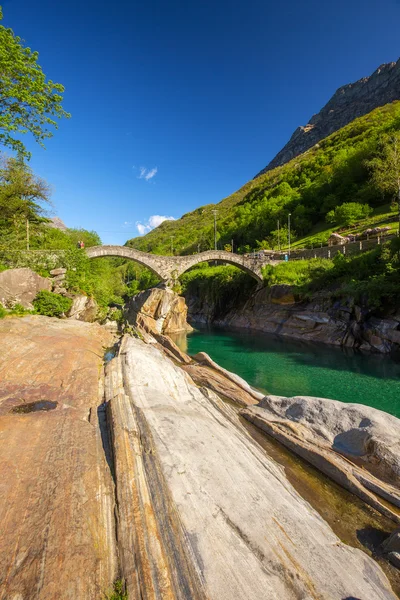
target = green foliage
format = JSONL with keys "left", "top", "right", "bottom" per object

{"left": 0, "top": 7, "right": 70, "bottom": 158}
{"left": 33, "top": 290, "right": 72, "bottom": 317}
{"left": 262, "top": 258, "right": 334, "bottom": 288}
{"left": 326, "top": 202, "right": 372, "bottom": 226}
{"left": 180, "top": 265, "right": 257, "bottom": 317}
{"left": 105, "top": 579, "right": 128, "bottom": 600}
{"left": 0, "top": 155, "right": 51, "bottom": 248}
{"left": 9, "top": 303, "right": 29, "bottom": 315}
{"left": 262, "top": 238, "right": 400, "bottom": 308}
{"left": 127, "top": 101, "right": 400, "bottom": 255}
{"left": 0, "top": 305, "right": 6, "bottom": 319}
{"left": 367, "top": 132, "right": 400, "bottom": 203}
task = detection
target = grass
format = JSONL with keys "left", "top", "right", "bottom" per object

{"left": 283, "top": 205, "right": 398, "bottom": 252}
{"left": 104, "top": 579, "right": 128, "bottom": 600}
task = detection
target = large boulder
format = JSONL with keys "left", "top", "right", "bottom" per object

{"left": 242, "top": 395, "right": 400, "bottom": 523}
{"left": 0, "top": 267, "right": 51, "bottom": 309}
{"left": 67, "top": 295, "right": 98, "bottom": 322}
{"left": 105, "top": 336, "right": 398, "bottom": 599}
{"left": 125, "top": 287, "right": 193, "bottom": 334}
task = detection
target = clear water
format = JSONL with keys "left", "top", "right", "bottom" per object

{"left": 173, "top": 327, "right": 400, "bottom": 418}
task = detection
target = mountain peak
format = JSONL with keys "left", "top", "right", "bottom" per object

{"left": 256, "top": 58, "right": 400, "bottom": 177}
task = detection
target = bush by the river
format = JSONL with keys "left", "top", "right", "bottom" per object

{"left": 33, "top": 290, "right": 73, "bottom": 318}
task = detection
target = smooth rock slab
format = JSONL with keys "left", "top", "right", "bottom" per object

{"left": 0, "top": 316, "right": 117, "bottom": 599}
{"left": 108, "top": 336, "right": 397, "bottom": 599}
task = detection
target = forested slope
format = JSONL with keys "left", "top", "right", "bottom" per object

{"left": 127, "top": 101, "right": 400, "bottom": 255}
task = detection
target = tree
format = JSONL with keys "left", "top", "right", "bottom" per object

{"left": 0, "top": 7, "right": 70, "bottom": 158}
{"left": 0, "top": 155, "right": 51, "bottom": 239}
{"left": 368, "top": 133, "right": 400, "bottom": 231}
{"left": 326, "top": 202, "right": 372, "bottom": 226}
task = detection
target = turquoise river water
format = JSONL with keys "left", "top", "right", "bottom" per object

{"left": 172, "top": 327, "right": 400, "bottom": 418}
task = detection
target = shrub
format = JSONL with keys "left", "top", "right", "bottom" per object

{"left": 0, "top": 305, "right": 6, "bottom": 318}
{"left": 326, "top": 202, "right": 372, "bottom": 226}
{"left": 33, "top": 290, "right": 72, "bottom": 318}
{"left": 105, "top": 580, "right": 128, "bottom": 600}
{"left": 10, "top": 303, "right": 28, "bottom": 315}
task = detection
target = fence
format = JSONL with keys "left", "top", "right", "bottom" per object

{"left": 265, "top": 232, "right": 398, "bottom": 262}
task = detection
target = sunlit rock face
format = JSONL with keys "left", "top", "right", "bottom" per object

{"left": 0, "top": 316, "right": 117, "bottom": 599}
{"left": 67, "top": 294, "right": 98, "bottom": 322}
{"left": 256, "top": 60, "right": 400, "bottom": 176}
{"left": 105, "top": 335, "right": 398, "bottom": 599}
{"left": 0, "top": 267, "right": 51, "bottom": 309}
{"left": 125, "top": 287, "right": 193, "bottom": 334}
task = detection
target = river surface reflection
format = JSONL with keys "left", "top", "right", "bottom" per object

{"left": 171, "top": 326, "right": 400, "bottom": 418}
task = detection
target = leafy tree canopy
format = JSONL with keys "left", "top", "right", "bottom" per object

{"left": 326, "top": 202, "right": 372, "bottom": 226}
{"left": 0, "top": 7, "right": 70, "bottom": 157}
{"left": 0, "top": 155, "right": 50, "bottom": 216}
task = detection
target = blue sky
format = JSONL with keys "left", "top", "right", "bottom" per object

{"left": 3, "top": 0, "right": 400, "bottom": 244}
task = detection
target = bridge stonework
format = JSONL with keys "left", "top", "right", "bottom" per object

{"left": 85, "top": 245, "right": 276, "bottom": 285}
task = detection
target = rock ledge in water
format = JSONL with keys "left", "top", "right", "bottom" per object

{"left": 242, "top": 395, "right": 400, "bottom": 524}
{"left": 104, "top": 335, "right": 397, "bottom": 599}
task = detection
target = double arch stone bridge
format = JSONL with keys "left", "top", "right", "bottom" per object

{"left": 86, "top": 245, "right": 280, "bottom": 285}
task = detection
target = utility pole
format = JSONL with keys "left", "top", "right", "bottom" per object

{"left": 197, "top": 243, "right": 200, "bottom": 253}
{"left": 288, "top": 213, "right": 291, "bottom": 257}
{"left": 231, "top": 239, "right": 234, "bottom": 253}
{"left": 26, "top": 219, "right": 30, "bottom": 251}
{"left": 211, "top": 210, "right": 218, "bottom": 250}
{"left": 170, "top": 235, "right": 175, "bottom": 255}
{"left": 277, "top": 220, "right": 280, "bottom": 251}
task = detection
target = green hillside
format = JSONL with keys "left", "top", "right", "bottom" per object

{"left": 127, "top": 101, "right": 400, "bottom": 255}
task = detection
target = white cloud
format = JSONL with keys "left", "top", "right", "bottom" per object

{"left": 137, "top": 166, "right": 158, "bottom": 181}
{"left": 135, "top": 214, "right": 175, "bottom": 236}
{"left": 136, "top": 223, "right": 149, "bottom": 235}
{"left": 123, "top": 221, "right": 133, "bottom": 228}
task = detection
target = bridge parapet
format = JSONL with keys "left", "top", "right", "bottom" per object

{"left": 86, "top": 245, "right": 276, "bottom": 285}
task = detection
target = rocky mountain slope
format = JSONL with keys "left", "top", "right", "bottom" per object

{"left": 256, "top": 59, "right": 400, "bottom": 176}
{"left": 128, "top": 100, "right": 400, "bottom": 256}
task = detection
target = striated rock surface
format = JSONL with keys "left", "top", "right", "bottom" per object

{"left": 104, "top": 335, "right": 397, "bottom": 599}
{"left": 187, "top": 284, "right": 400, "bottom": 353}
{"left": 0, "top": 316, "right": 117, "bottom": 599}
{"left": 0, "top": 267, "right": 51, "bottom": 309}
{"left": 241, "top": 395, "right": 400, "bottom": 523}
{"left": 67, "top": 294, "right": 98, "bottom": 322}
{"left": 125, "top": 286, "right": 193, "bottom": 334}
{"left": 257, "top": 60, "right": 400, "bottom": 176}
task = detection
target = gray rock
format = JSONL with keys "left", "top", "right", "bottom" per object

{"left": 241, "top": 395, "right": 400, "bottom": 522}
{"left": 49, "top": 267, "right": 67, "bottom": 276}
{"left": 67, "top": 295, "right": 98, "bottom": 322}
{"left": 105, "top": 336, "right": 398, "bottom": 598}
{"left": 0, "top": 267, "right": 51, "bottom": 309}
{"left": 125, "top": 287, "right": 193, "bottom": 334}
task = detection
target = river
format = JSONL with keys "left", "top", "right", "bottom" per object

{"left": 172, "top": 326, "right": 400, "bottom": 418}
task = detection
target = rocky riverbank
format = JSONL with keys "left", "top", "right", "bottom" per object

{"left": 186, "top": 284, "right": 400, "bottom": 354}
{"left": 0, "top": 316, "right": 118, "bottom": 599}
{"left": 1, "top": 306, "right": 400, "bottom": 598}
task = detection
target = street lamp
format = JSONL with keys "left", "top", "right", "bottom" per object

{"left": 277, "top": 219, "right": 280, "bottom": 251}
{"left": 288, "top": 213, "right": 291, "bottom": 257}
{"left": 211, "top": 209, "right": 218, "bottom": 250}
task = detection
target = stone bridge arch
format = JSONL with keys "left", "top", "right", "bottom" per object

{"left": 170, "top": 250, "right": 265, "bottom": 282}
{"left": 86, "top": 246, "right": 271, "bottom": 285}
